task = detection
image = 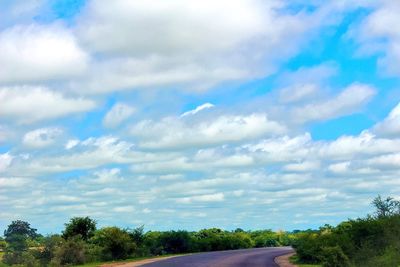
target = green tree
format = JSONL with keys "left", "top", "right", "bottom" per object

{"left": 372, "top": 195, "right": 400, "bottom": 218}
{"left": 2, "top": 220, "right": 38, "bottom": 265}
{"left": 91, "top": 227, "right": 136, "bottom": 260}
{"left": 62, "top": 216, "right": 96, "bottom": 241}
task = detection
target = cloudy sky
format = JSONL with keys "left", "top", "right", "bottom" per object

{"left": 1, "top": 0, "right": 400, "bottom": 234}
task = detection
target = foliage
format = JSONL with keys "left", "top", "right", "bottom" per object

{"left": 34, "top": 235, "right": 63, "bottom": 266}
{"left": 320, "top": 246, "right": 350, "bottom": 267}
{"left": 372, "top": 195, "right": 400, "bottom": 218}
{"left": 294, "top": 196, "right": 400, "bottom": 267}
{"left": 2, "top": 220, "right": 38, "bottom": 266}
{"left": 159, "top": 231, "right": 193, "bottom": 254}
{"left": 4, "top": 221, "right": 37, "bottom": 241}
{"left": 51, "top": 236, "right": 87, "bottom": 266}
{"left": 91, "top": 227, "right": 136, "bottom": 261}
{"left": 62, "top": 217, "right": 97, "bottom": 241}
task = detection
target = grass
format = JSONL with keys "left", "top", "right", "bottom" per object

{"left": 74, "top": 254, "right": 186, "bottom": 267}
{"left": 0, "top": 252, "right": 7, "bottom": 267}
{"left": 289, "top": 254, "right": 322, "bottom": 267}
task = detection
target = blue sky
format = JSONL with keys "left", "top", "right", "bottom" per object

{"left": 1, "top": 0, "right": 400, "bottom": 234}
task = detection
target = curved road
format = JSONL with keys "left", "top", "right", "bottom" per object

{"left": 140, "top": 247, "right": 294, "bottom": 267}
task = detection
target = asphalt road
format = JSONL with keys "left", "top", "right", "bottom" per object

{"left": 140, "top": 247, "right": 294, "bottom": 267}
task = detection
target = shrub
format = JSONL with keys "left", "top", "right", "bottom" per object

{"left": 320, "top": 246, "right": 350, "bottom": 267}
{"left": 159, "top": 231, "right": 193, "bottom": 254}
{"left": 51, "top": 236, "right": 87, "bottom": 266}
{"left": 34, "top": 235, "right": 63, "bottom": 266}
{"left": 91, "top": 227, "right": 136, "bottom": 261}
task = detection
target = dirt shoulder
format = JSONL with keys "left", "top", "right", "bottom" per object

{"left": 100, "top": 256, "right": 180, "bottom": 267}
{"left": 275, "top": 252, "right": 298, "bottom": 267}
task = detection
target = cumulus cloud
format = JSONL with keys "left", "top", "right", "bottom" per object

{"left": 0, "top": 24, "right": 88, "bottom": 84}
{"left": 291, "top": 83, "right": 376, "bottom": 123}
{"left": 0, "top": 177, "right": 29, "bottom": 187}
{"left": 69, "top": 0, "right": 319, "bottom": 93}
{"left": 0, "top": 86, "right": 96, "bottom": 123}
{"left": 103, "top": 103, "right": 135, "bottom": 128}
{"left": 373, "top": 103, "right": 400, "bottom": 137}
{"left": 176, "top": 193, "right": 225, "bottom": 204}
{"left": 131, "top": 113, "right": 286, "bottom": 149}
{"left": 0, "top": 153, "right": 13, "bottom": 172}
{"left": 23, "top": 127, "right": 62, "bottom": 148}
{"left": 352, "top": 1, "right": 400, "bottom": 75}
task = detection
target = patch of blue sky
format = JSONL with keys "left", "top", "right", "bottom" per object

{"left": 310, "top": 114, "right": 374, "bottom": 140}
{"left": 50, "top": 0, "right": 86, "bottom": 19}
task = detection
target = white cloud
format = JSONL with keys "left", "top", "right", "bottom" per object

{"left": 352, "top": 1, "right": 400, "bottom": 75}
{"left": 103, "top": 103, "right": 135, "bottom": 128}
{"left": 0, "top": 177, "right": 29, "bottom": 187}
{"left": 181, "top": 103, "right": 214, "bottom": 117}
{"left": 0, "top": 24, "right": 88, "bottom": 83}
{"left": 279, "top": 84, "right": 319, "bottom": 104}
{"left": 65, "top": 139, "right": 80, "bottom": 150}
{"left": 23, "top": 127, "right": 62, "bottom": 148}
{"left": 291, "top": 84, "right": 376, "bottom": 123}
{"left": 373, "top": 103, "right": 400, "bottom": 137}
{"left": 113, "top": 206, "right": 135, "bottom": 213}
{"left": 131, "top": 113, "right": 286, "bottom": 149}
{"left": 0, "top": 86, "right": 96, "bottom": 123}
{"left": 176, "top": 193, "right": 225, "bottom": 204}
{"left": 284, "top": 161, "right": 320, "bottom": 172}
{"left": 71, "top": 0, "right": 318, "bottom": 93}
{"left": 0, "top": 153, "right": 13, "bottom": 172}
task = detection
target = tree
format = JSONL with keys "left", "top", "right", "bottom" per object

{"left": 129, "top": 225, "right": 145, "bottom": 246}
{"left": 91, "top": 227, "right": 136, "bottom": 260}
{"left": 160, "top": 231, "right": 193, "bottom": 254}
{"left": 62, "top": 217, "right": 97, "bottom": 241}
{"left": 3, "top": 220, "right": 38, "bottom": 265}
{"left": 4, "top": 220, "right": 37, "bottom": 242}
{"left": 372, "top": 195, "right": 400, "bottom": 218}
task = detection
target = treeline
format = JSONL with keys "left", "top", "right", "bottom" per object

{"left": 1, "top": 217, "right": 296, "bottom": 266}
{"left": 293, "top": 196, "right": 400, "bottom": 267}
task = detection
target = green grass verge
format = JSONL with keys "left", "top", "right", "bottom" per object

{"left": 289, "top": 254, "right": 322, "bottom": 267}
{"left": 0, "top": 252, "right": 7, "bottom": 267}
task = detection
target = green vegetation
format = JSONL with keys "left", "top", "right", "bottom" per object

{"left": 290, "top": 255, "right": 321, "bottom": 267}
{"left": 1, "top": 219, "right": 295, "bottom": 266}
{"left": 293, "top": 195, "right": 400, "bottom": 267}
{"left": 3, "top": 195, "right": 399, "bottom": 266}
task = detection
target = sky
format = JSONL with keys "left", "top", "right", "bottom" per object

{"left": 1, "top": 0, "right": 400, "bottom": 234}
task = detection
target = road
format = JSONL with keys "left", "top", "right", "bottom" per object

{"left": 139, "top": 247, "right": 294, "bottom": 267}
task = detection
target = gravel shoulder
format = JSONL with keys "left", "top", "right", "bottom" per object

{"left": 275, "top": 252, "right": 298, "bottom": 267}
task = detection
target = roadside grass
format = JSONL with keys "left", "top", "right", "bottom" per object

{"left": 289, "top": 254, "right": 322, "bottom": 267}
{"left": 0, "top": 252, "right": 7, "bottom": 267}
{"left": 74, "top": 254, "right": 187, "bottom": 267}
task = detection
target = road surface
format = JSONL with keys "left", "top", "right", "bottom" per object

{"left": 139, "top": 247, "right": 294, "bottom": 267}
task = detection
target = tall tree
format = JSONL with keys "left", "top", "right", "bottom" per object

{"left": 62, "top": 217, "right": 97, "bottom": 241}
{"left": 372, "top": 195, "right": 400, "bottom": 218}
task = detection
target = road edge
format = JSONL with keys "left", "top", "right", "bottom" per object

{"left": 274, "top": 252, "right": 298, "bottom": 267}
{"left": 100, "top": 255, "right": 182, "bottom": 267}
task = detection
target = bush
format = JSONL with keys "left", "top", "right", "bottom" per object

{"left": 320, "top": 246, "right": 350, "bottom": 267}
{"left": 51, "top": 237, "right": 87, "bottom": 266}
{"left": 2, "top": 251, "right": 24, "bottom": 265}
{"left": 160, "top": 231, "right": 193, "bottom": 254}
{"left": 34, "top": 235, "right": 63, "bottom": 266}
{"left": 91, "top": 227, "right": 136, "bottom": 261}
{"left": 143, "top": 231, "right": 164, "bottom": 255}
